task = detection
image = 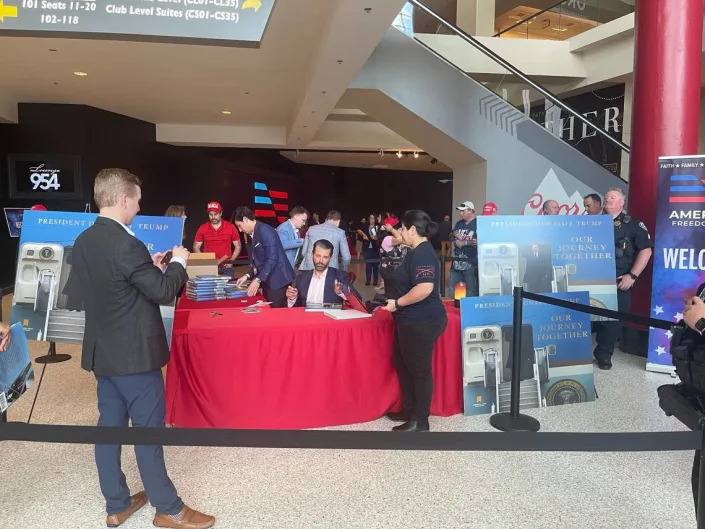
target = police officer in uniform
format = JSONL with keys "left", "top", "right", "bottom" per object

{"left": 594, "top": 187, "right": 653, "bottom": 370}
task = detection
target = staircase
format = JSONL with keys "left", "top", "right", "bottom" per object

{"left": 345, "top": 2, "right": 628, "bottom": 213}
{"left": 45, "top": 309, "right": 85, "bottom": 344}
{"left": 497, "top": 379, "right": 541, "bottom": 413}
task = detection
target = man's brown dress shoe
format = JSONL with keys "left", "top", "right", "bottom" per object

{"left": 153, "top": 505, "right": 215, "bottom": 529}
{"left": 106, "top": 491, "right": 148, "bottom": 527}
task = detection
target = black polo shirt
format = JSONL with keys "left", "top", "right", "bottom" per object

{"left": 390, "top": 241, "right": 446, "bottom": 325}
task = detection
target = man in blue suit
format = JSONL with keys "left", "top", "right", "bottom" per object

{"left": 286, "top": 239, "right": 349, "bottom": 308}
{"left": 276, "top": 206, "right": 308, "bottom": 269}
{"left": 234, "top": 206, "right": 295, "bottom": 308}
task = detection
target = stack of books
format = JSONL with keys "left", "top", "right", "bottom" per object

{"left": 185, "top": 275, "right": 230, "bottom": 301}
{"left": 224, "top": 283, "right": 249, "bottom": 299}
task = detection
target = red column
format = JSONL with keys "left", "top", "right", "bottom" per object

{"left": 628, "top": 0, "right": 703, "bottom": 319}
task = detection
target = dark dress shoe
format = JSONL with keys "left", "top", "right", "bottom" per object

{"left": 365, "top": 281, "right": 371, "bottom": 286}
{"left": 596, "top": 361, "right": 612, "bottom": 370}
{"left": 385, "top": 411, "right": 409, "bottom": 422}
{"left": 392, "top": 419, "right": 429, "bottom": 432}
{"left": 106, "top": 491, "right": 148, "bottom": 527}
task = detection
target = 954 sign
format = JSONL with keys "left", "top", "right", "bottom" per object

{"left": 8, "top": 154, "right": 83, "bottom": 200}
{"left": 29, "top": 165, "right": 61, "bottom": 190}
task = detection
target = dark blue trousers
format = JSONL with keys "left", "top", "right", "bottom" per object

{"left": 95, "top": 370, "right": 183, "bottom": 516}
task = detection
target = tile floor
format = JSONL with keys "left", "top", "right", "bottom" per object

{"left": 0, "top": 263, "right": 699, "bottom": 529}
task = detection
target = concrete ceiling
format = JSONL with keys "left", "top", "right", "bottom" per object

{"left": 279, "top": 150, "right": 451, "bottom": 172}
{"left": 0, "top": 0, "right": 412, "bottom": 152}
{"left": 0, "top": 0, "right": 331, "bottom": 125}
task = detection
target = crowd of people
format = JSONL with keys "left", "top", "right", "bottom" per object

{"left": 0, "top": 167, "right": 669, "bottom": 528}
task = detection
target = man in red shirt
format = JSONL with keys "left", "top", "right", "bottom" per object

{"left": 193, "top": 201, "right": 241, "bottom": 275}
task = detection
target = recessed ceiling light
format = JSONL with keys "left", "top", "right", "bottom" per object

{"left": 73, "top": 71, "right": 88, "bottom": 76}
{"left": 321, "top": 90, "right": 327, "bottom": 95}
{"left": 337, "top": 60, "right": 343, "bottom": 64}
{"left": 49, "top": 48, "right": 58, "bottom": 52}
{"left": 221, "top": 110, "right": 231, "bottom": 115}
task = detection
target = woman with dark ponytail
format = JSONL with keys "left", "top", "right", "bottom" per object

{"left": 381, "top": 209, "right": 447, "bottom": 432}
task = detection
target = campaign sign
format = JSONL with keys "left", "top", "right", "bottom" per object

{"left": 4, "top": 208, "right": 26, "bottom": 237}
{"left": 460, "top": 292, "right": 595, "bottom": 416}
{"left": 476, "top": 215, "right": 617, "bottom": 320}
{"left": 10, "top": 211, "right": 184, "bottom": 347}
{"left": 647, "top": 155, "right": 705, "bottom": 373}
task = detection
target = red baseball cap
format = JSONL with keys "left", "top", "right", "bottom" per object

{"left": 383, "top": 216, "right": 397, "bottom": 227}
{"left": 30, "top": 204, "right": 47, "bottom": 211}
{"left": 207, "top": 201, "right": 222, "bottom": 213}
{"left": 482, "top": 202, "right": 498, "bottom": 215}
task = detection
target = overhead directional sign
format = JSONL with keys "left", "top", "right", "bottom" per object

{"left": 0, "top": 0, "right": 276, "bottom": 47}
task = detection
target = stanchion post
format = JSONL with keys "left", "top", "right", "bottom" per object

{"left": 699, "top": 430, "right": 705, "bottom": 529}
{"left": 510, "top": 287, "right": 523, "bottom": 418}
{"left": 35, "top": 340, "right": 71, "bottom": 364}
{"left": 489, "top": 286, "right": 541, "bottom": 432}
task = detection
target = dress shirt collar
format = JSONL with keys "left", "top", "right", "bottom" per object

{"left": 99, "top": 214, "right": 135, "bottom": 236}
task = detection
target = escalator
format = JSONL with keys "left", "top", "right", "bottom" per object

{"left": 345, "top": 0, "right": 629, "bottom": 214}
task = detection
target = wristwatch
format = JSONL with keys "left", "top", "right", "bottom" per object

{"left": 628, "top": 272, "right": 638, "bottom": 281}
{"left": 394, "top": 299, "right": 401, "bottom": 310}
{"left": 695, "top": 317, "right": 705, "bottom": 335}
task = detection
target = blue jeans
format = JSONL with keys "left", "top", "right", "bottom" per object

{"left": 95, "top": 370, "right": 183, "bottom": 516}
{"left": 449, "top": 266, "right": 478, "bottom": 297}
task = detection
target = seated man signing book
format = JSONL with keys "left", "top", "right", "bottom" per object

{"left": 287, "top": 239, "right": 349, "bottom": 308}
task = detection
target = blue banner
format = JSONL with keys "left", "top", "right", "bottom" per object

{"left": 647, "top": 155, "right": 705, "bottom": 373}
{"left": 476, "top": 215, "right": 617, "bottom": 317}
{"left": 460, "top": 292, "right": 594, "bottom": 416}
{"left": 4, "top": 208, "right": 26, "bottom": 238}
{"left": 10, "top": 211, "right": 184, "bottom": 346}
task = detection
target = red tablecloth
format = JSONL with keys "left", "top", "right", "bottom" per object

{"left": 166, "top": 302, "right": 463, "bottom": 429}
{"left": 177, "top": 294, "right": 267, "bottom": 311}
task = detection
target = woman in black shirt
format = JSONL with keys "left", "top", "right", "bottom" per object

{"left": 382, "top": 210, "right": 447, "bottom": 432}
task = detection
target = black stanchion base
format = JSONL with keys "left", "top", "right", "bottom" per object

{"left": 35, "top": 342, "right": 71, "bottom": 364}
{"left": 35, "top": 353, "right": 72, "bottom": 364}
{"left": 490, "top": 412, "right": 541, "bottom": 432}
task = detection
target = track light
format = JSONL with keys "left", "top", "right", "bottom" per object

{"left": 413, "top": 151, "right": 419, "bottom": 159}
{"left": 430, "top": 158, "right": 438, "bottom": 165}
{"left": 379, "top": 149, "right": 385, "bottom": 158}
{"left": 396, "top": 150, "right": 403, "bottom": 158}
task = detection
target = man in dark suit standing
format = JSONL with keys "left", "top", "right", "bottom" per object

{"left": 233, "top": 206, "right": 295, "bottom": 308}
{"left": 522, "top": 243, "right": 553, "bottom": 293}
{"left": 285, "top": 239, "right": 348, "bottom": 307}
{"left": 63, "top": 168, "right": 214, "bottom": 529}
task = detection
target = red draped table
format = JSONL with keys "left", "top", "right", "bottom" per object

{"left": 166, "top": 299, "right": 463, "bottom": 429}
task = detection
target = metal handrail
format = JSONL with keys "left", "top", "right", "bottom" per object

{"left": 494, "top": 0, "right": 568, "bottom": 37}
{"left": 408, "top": 0, "right": 630, "bottom": 154}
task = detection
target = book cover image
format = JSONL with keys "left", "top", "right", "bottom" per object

{"left": 460, "top": 291, "right": 595, "bottom": 416}
{"left": 11, "top": 211, "right": 184, "bottom": 348}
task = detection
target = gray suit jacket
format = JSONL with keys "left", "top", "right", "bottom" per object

{"left": 299, "top": 222, "right": 351, "bottom": 271}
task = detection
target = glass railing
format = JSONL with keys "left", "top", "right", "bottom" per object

{"left": 399, "top": 0, "right": 629, "bottom": 181}
{"left": 494, "top": 0, "right": 634, "bottom": 40}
